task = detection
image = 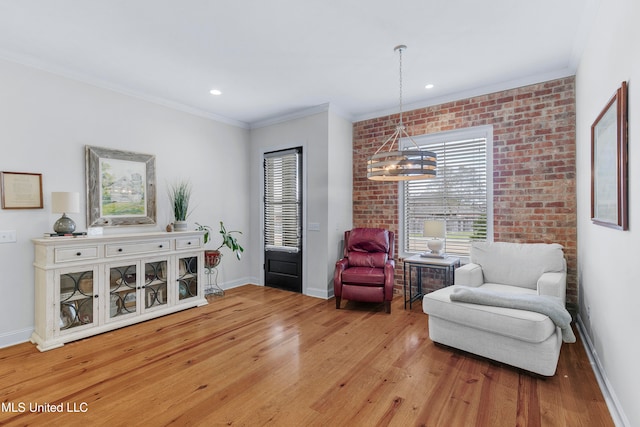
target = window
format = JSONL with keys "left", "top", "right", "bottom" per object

{"left": 401, "top": 126, "right": 493, "bottom": 258}
{"left": 264, "top": 148, "right": 302, "bottom": 252}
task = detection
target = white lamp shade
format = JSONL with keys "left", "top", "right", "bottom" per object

{"left": 423, "top": 220, "right": 445, "bottom": 238}
{"left": 51, "top": 192, "right": 80, "bottom": 214}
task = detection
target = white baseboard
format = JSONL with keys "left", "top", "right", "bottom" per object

{"left": 305, "top": 286, "right": 332, "bottom": 299}
{"left": 219, "top": 277, "right": 257, "bottom": 290}
{"left": 221, "top": 278, "right": 333, "bottom": 300}
{"left": 576, "top": 315, "right": 630, "bottom": 427}
{"left": 0, "top": 327, "right": 33, "bottom": 349}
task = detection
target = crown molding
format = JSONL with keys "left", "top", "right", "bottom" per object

{"left": 249, "top": 104, "right": 326, "bottom": 129}
{"left": 250, "top": 103, "right": 326, "bottom": 129}
{"left": 352, "top": 67, "right": 577, "bottom": 123}
{"left": 1, "top": 48, "right": 577, "bottom": 130}
{"left": 249, "top": 102, "right": 355, "bottom": 129}
{"left": 0, "top": 50, "right": 250, "bottom": 129}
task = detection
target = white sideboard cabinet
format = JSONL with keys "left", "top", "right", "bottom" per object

{"left": 31, "top": 231, "right": 207, "bottom": 351}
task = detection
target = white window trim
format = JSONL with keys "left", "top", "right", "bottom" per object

{"left": 398, "top": 125, "right": 494, "bottom": 262}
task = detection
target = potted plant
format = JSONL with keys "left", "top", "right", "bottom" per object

{"left": 196, "top": 221, "right": 244, "bottom": 268}
{"left": 168, "top": 180, "right": 192, "bottom": 231}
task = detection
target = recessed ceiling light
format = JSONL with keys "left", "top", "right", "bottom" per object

{"left": 425, "top": 84, "right": 434, "bottom": 90}
{"left": 209, "top": 89, "right": 222, "bottom": 96}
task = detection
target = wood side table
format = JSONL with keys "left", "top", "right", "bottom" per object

{"left": 403, "top": 254, "right": 460, "bottom": 309}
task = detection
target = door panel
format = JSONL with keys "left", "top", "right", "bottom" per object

{"left": 265, "top": 250, "right": 302, "bottom": 293}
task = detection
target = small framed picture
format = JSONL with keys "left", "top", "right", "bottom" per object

{"left": 1, "top": 171, "right": 43, "bottom": 209}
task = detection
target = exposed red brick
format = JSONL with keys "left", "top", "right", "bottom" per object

{"left": 352, "top": 76, "right": 577, "bottom": 307}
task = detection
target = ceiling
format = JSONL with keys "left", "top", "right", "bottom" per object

{"left": 0, "top": 1, "right": 595, "bottom": 128}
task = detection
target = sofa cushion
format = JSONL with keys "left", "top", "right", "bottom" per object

{"left": 471, "top": 242, "right": 565, "bottom": 289}
{"left": 423, "top": 283, "right": 557, "bottom": 343}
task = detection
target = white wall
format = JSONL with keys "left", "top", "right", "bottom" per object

{"left": 0, "top": 58, "right": 251, "bottom": 348}
{"left": 249, "top": 107, "right": 352, "bottom": 298}
{"left": 327, "top": 112, "right": 354, "bottom": 290}
{"left": 576, "top": 0, "right": 639, "bottom": 425}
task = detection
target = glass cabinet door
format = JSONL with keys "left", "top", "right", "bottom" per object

{"left": 58, "top": 268, "right": 97, "bottom": 333}
{"left": 177, "top": 255, "right": 199, "bottom": 302}
{"left": 144, "top": 259, "right": 168, "bottom": 310}
{"left": 108, "top": 263, "right": 138, "bottom": 321}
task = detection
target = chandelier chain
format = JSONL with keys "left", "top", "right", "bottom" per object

{"left": 398, "top": 46, "right": 403, "bottom": 126}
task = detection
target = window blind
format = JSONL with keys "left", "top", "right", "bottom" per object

{"left": 403, "top": 137, "right": 488, "bottom": 256}
{"left": 264, "top": 148, "right": 301, "bottom": 252}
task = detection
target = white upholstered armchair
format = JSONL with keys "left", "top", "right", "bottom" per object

{"left": 422, "top": 242, "right": 570, "bottom": 376}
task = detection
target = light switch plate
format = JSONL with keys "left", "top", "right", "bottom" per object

{"left": 0, "top": 230, "right": 17, "bottom": 243}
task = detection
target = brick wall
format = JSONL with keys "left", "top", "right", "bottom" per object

{"left": 352, "top": 77, "right": 577, "bottom": 307}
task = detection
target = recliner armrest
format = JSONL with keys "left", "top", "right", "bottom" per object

{"left": 383, "top": 260, "right": 395, "bottom": 300}
{"left": 335, "top": 258, "right": 349, "bottom": 270}
{"left": 333, "top": 258, "right": 349, "bottom": 297}
{"left": 384, "top": 260, "right": 395, "bottom": 282}
{"left": 537, "top": 271, "right": 567, "bottom": 303}
{"left": 455, "top": 263, "right": 484, "bottom": 287}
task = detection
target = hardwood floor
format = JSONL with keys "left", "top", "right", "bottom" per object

{"left": 0, "top": 285, "right": 613, "bottom": 426}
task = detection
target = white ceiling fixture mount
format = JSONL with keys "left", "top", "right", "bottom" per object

{"left": 367, "top": 45, "right": 437, "bottom": 182}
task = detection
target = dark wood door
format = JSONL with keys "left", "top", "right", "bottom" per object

{"left": 263, "top": 148, "right": 302, "bottom": 293}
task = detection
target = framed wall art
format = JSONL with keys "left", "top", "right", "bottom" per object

{"left": 85, "top": 145, "right": 156, "bottom": 227}
{"left": 0, "top": 171, "right": 43, "bottom": 209}
{"left": 591, "top": 81, "right": 628, "bottom": 230}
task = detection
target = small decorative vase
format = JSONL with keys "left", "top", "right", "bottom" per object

{"left": 173, "top": 221, "right": 188, "bottom": 231}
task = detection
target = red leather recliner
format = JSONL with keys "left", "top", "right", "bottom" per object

{"left": 333, "top": 228, "right": 395, "bottom": 313}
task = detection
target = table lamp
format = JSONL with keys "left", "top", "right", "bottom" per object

{"left": 422, "top": 220, "right": 445, "bottom": 258}
{"left": 52, "top": 192, "right": 80, "bottom": 234}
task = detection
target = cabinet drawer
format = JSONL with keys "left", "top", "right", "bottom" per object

{"left": 176, "top": 236, "right": 202, "bottom": 250}
{"left": 105, "top": 240, "right": 171, "bottom": 257}
{"left": 55, "top": 246, "right": 99, "bottom": 263}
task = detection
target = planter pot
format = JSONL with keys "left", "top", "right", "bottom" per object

{"left": 173, "top": 221, "right": 188, "bottom": 231}
{"left": 204, "top": 250, "right": 222, "bottom": 268}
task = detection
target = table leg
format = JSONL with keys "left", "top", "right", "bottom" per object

{"left": 403, "top": 263, "right": 408, "bottom": 309}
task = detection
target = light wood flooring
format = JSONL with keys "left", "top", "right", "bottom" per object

{"left": 0, "top": 285, "right": 613, "bottom": 426}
